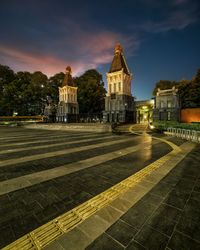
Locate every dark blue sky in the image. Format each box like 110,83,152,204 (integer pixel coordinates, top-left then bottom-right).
0,0,200,100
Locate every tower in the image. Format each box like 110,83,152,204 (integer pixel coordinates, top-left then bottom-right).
57,66,79,122
103,43,135,123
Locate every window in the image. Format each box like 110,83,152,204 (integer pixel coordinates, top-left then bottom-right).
109,84,112,93
160,101,164,108
167,101,172,108
111,93,116,99
167,112,171,121
118,82,121,91
114,83,116,92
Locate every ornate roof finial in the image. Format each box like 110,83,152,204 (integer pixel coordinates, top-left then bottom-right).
115,43,123,54
65,66,72,74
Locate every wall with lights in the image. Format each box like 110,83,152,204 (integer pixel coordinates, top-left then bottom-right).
181,108,200,123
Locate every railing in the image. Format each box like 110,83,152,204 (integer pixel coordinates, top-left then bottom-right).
0,116,44,122
166,127,200,143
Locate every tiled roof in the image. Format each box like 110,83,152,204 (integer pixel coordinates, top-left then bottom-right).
62,66,75,87
62,74,75,87
109,53,130,75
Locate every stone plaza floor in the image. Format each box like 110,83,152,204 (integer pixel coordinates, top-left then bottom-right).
0,126,199,249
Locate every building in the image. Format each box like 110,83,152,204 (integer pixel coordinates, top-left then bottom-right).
43,96,57,122
103,43,135,123
56,66,79,122
153,86,180,121
135,99,154,123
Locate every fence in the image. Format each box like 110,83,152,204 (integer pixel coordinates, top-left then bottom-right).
166,127,200,143
0,116,44,123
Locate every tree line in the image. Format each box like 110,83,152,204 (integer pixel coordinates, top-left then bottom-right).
153,68,200,108
0,65,106,116
1,64,199,116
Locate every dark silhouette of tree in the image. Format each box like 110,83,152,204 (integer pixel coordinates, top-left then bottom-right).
74,69,106,113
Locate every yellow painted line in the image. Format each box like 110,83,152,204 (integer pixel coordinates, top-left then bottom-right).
3,128,181,250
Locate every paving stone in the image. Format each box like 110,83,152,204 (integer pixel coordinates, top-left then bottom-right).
0,225,16,247
147,215,177,237
152,203,182,222
134,225,169,250
12,214,39,239
121,201,156,230
150,182,173,198
86,233,124,250
194,180,200,193
126,240,146,250
163,189,190,209
106,219,138,247
182,200,200,223
176,216,200,242
139,193,163,207
0,127,197,249
167,231,200,250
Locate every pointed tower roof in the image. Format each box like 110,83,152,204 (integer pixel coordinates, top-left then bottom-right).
109,43,130,75
62,66,76,87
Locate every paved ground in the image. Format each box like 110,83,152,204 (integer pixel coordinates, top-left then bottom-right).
0,126,199,249
87,144,200,250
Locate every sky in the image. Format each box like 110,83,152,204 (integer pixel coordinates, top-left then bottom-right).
0,0,200,100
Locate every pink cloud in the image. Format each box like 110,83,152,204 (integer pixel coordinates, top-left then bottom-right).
0,30,140,77
0,45,100,76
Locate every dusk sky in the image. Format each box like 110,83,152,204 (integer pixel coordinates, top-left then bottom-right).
0,0,200,100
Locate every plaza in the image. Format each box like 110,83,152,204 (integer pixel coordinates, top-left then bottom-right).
1,1,200,249
0,125,199,249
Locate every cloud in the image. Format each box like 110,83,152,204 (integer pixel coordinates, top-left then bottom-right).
0,45,88,76
141,1,198,33
0,27,140,77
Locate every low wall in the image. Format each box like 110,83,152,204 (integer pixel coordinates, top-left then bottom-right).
181,108,200,123
24,123,112,133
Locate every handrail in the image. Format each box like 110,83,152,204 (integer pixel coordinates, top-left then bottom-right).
166,127,200,143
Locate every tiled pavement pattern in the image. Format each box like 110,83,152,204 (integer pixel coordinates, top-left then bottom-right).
0,127,175,247
0,127,189,248
87,144,200,250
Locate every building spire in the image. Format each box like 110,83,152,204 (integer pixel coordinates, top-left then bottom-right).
114,43,123,55
109,43,130,75
62,66,75,87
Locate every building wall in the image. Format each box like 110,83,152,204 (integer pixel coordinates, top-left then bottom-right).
153,88,180,122
106,69,132,97
104,69,134,123
181,108,200,123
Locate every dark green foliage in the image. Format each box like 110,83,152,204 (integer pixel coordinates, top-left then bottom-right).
74,69,106,113
49,72,65,103
153,69,200,108
0,65,50,115
152,80,178,96
178,69,200,108
0,65,106,116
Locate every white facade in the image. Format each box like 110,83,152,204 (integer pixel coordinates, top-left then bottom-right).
106,69,132,97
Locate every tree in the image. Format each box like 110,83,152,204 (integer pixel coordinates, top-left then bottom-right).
152,80,178,96
2,71,33,115
48,72,65,103
0,65,16,115
152,69,200,108
25,71,48,115
74,69,106,113
178,69,200,108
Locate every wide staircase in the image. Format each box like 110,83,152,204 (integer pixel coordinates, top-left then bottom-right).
114,123,150,134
